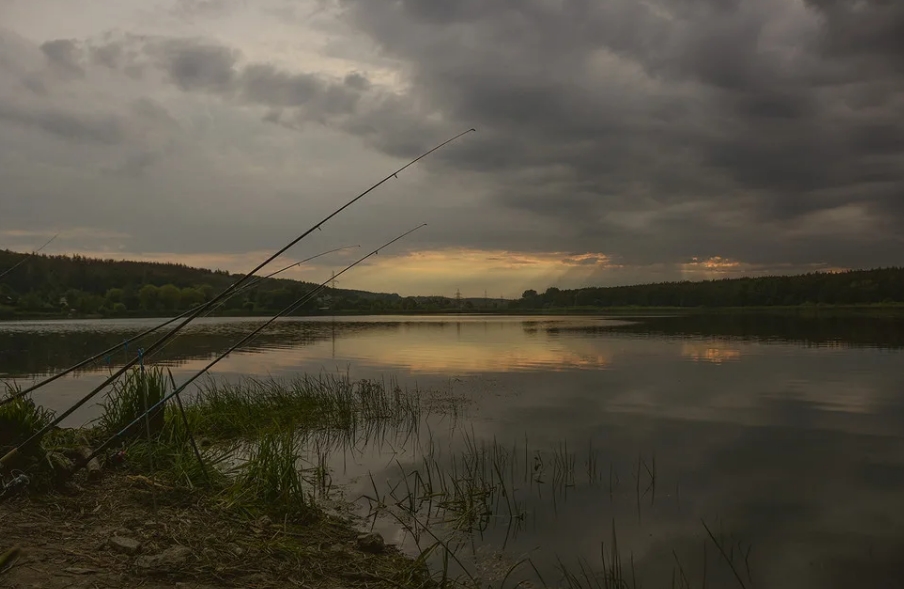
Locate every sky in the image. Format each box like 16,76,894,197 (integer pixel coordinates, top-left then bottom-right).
0,0,902,298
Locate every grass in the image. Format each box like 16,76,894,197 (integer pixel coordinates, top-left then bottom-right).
169,374,422,442
0,384,55,486
96,366,167,439
92,373,432,525
362,431,636,536
0,384,53,456
226,428,313,520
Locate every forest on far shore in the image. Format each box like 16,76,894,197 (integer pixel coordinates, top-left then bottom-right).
1,249,903,318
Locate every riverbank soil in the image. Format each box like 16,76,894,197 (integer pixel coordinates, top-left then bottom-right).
0,473,419,589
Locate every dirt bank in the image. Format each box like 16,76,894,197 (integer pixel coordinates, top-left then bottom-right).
0,472,423,589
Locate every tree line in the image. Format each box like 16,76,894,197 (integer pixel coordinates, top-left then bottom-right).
3,249,902,318
0,250,415,318
513,267,904,310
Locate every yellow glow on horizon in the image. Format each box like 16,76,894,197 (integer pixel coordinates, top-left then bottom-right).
681,342,741,364
7,244,853,299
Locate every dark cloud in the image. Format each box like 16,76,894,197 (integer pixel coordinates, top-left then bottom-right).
326,0,904,266
154,39,238,93
39,39,85,77
238,63,362,115
93,37,376,127
89,41,123,69
805,0,904,70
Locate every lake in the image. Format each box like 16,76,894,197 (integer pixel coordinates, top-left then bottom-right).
3,313,904,588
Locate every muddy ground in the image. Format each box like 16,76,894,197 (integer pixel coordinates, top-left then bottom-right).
0,473,422,589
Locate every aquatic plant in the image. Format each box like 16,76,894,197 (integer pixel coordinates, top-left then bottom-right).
227,428,313,521
169,373,422,442
0,384,53,458
96,367,167,439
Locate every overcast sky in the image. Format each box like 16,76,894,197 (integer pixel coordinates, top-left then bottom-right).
1,0,902,297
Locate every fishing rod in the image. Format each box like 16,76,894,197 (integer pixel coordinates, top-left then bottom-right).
233,245,361,299
69,224,426,476
0,233,59,281
0,129,473,468
0,245,358,407
137,245,362,365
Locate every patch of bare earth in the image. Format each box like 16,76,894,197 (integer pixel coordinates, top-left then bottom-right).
0,473,422,589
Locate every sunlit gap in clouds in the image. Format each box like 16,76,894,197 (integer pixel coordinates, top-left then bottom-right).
15,246,621,298
4,241,856,298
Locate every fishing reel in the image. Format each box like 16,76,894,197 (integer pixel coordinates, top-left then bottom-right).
0,470,30,502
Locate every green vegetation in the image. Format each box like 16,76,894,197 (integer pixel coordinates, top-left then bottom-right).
514,267,904,310
97,367,167,439
228,429,313,520
0,249,416,318
1,373,443,586
3,249,904,319
175,375,422,442
0,385,53,459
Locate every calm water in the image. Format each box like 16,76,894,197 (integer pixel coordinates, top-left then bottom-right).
3,313,904,588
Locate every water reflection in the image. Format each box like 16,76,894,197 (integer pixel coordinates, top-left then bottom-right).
681,341,742,363
0,316,619,378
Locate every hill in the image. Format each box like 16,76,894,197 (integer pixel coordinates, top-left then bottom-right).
0,249,414,318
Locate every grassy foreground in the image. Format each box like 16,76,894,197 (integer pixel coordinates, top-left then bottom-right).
0,371,437,589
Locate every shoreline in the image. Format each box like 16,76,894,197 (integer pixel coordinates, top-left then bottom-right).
0,374,441,589
3,302,904,322
1,469,420,589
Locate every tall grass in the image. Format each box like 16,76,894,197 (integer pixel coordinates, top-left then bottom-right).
104,374,427,524
97,367,166,438
362,431,622,536
0,384,54,455
172,374,422,442
225,429,314,521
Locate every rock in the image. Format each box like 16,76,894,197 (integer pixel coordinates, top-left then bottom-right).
136,545,193,570
75,446,103,482
46,452,73,481
356,532,385,554
108,536,141,555
64,567,99,575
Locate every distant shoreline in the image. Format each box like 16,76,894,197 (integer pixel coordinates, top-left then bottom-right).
3,303,904,322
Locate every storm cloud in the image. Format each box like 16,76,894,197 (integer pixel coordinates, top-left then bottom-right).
334,0,904,262
0,0,902,295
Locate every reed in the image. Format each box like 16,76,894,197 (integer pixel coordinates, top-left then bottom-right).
228,428,313,521
96,367,167,439
168,374,422,442
0,385,54,471
0,385,53,455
